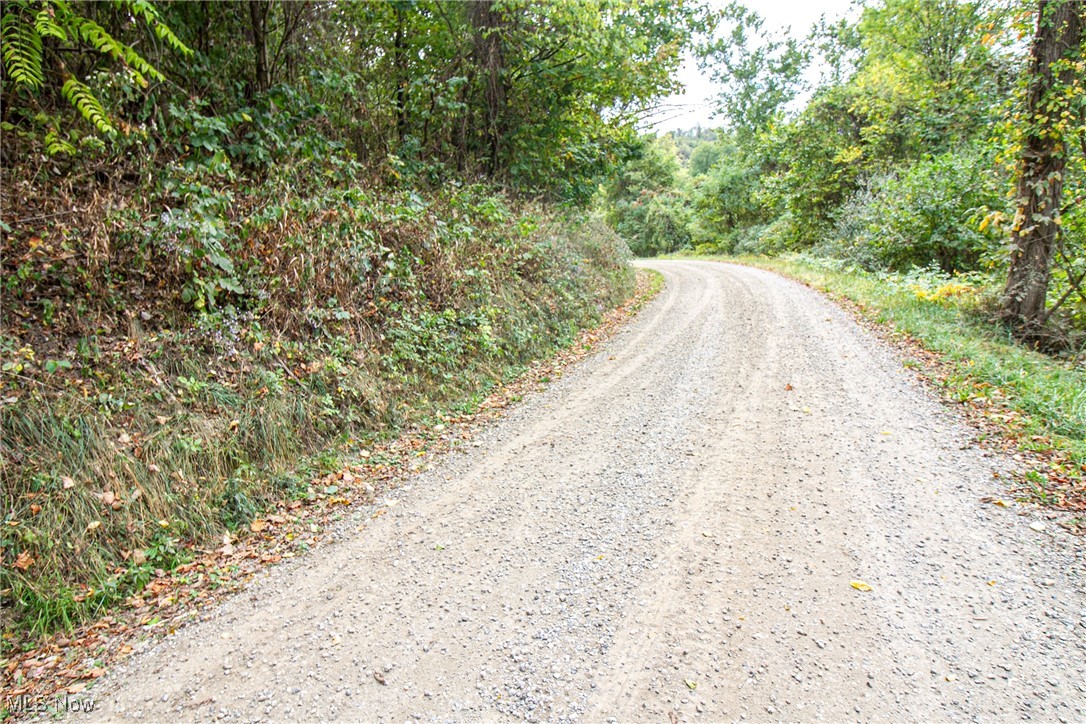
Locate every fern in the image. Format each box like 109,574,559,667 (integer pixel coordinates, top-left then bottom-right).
2,11,44,90
62,77,116,135
76,17,164,86
44,128,77,155
2,0,187,144
33,7,66,41
121,0,191,57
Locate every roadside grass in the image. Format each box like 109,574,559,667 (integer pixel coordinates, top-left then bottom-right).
2,191,634,642
1,268,664,712
684,252,1086,514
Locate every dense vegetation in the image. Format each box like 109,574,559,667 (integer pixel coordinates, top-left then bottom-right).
604,0,1086,348
0,0,706,636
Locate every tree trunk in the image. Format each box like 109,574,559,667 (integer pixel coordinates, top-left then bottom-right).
249,0,271,93
1001,0,1084,339
394,4,408,143
468,0,506,176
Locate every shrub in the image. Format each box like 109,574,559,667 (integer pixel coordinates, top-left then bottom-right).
823,146,1006,273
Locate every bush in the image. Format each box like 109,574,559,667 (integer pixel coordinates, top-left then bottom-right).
609,190,693,257
823,147,1006,273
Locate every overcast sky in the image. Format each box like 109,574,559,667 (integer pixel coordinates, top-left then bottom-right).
649,0,860,133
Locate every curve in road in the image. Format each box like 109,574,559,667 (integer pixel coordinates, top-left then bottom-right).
91,260,1085,722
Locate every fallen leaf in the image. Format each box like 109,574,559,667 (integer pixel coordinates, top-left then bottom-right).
117,432,132,445
14,551,34,570
784,383,793,391
850,580,873,592
373,671,386,685
250,519,267,532
102,491,115,506
86,521,101,532
62,476,75,489
685,679,698,690
156,415,168,425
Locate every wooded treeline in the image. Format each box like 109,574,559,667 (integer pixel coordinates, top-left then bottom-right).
605,0,1086,344
1,0,701,202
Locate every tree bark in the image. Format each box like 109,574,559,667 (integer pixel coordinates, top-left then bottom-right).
468,0,506,176
1001,0,1084,339
394,4,408,143
249,0,271,93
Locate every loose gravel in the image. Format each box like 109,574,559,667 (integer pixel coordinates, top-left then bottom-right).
88,260,1085,722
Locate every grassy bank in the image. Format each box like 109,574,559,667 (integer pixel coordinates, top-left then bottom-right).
702,253,1086,514
2,177,633,640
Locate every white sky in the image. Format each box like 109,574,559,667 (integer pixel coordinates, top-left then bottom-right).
649,0,861,132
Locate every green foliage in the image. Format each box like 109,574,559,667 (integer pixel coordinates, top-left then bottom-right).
2,0,678,639
61,77,115,135
688,134,767,251
824,147,1007,272
603,135,694,256
699,2,809,136
2,9,44,90
1,0,190,147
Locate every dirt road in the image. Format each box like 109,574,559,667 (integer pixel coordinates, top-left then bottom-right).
91,260,1085,722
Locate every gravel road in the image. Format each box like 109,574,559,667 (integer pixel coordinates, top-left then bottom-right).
90,260,1085,722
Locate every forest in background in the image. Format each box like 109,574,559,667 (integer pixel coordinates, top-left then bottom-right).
0,0,706,638
603,0,1086,348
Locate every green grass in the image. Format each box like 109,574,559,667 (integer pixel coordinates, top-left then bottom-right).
691,253,1086,469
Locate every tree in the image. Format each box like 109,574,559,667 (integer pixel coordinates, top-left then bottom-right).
1001,0,1085,339
0,0,190,145
699,2,808,137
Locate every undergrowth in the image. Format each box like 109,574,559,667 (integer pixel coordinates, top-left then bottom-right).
1,166,633,640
